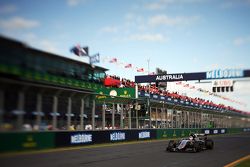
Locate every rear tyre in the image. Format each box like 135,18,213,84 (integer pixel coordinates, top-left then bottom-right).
206,139,214,150
166,140,175,152
193,142,201,153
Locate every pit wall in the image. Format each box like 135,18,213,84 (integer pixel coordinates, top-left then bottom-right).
1,128,249,153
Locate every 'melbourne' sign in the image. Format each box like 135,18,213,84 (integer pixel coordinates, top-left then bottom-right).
71,133,92,144
206,69,243,79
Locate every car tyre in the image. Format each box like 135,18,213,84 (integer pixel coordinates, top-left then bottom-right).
206,139,214,150
193,142,201,153
166,140,175,152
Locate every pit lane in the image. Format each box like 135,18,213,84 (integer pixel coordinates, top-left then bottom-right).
1,133,250,167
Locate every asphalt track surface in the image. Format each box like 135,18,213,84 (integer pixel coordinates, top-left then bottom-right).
1,133,250,167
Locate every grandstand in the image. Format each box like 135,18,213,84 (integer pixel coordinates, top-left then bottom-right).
0,36,249,132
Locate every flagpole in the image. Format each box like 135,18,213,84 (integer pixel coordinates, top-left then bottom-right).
146,58,151,129
147,58,150,75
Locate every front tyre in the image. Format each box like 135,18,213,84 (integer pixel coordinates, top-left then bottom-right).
166,140,175,152
193,142,201,153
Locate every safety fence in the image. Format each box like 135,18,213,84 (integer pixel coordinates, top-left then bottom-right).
0,128,249,153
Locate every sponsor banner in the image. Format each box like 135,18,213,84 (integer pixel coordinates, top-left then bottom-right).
71,133,93,144
55,130,156,147
0,65,104,92
96,87,135,99
135,72,206,83
152,94,159,100
220,129,226,134
55,131,93,147
201,128,227,135
243,128,250,132
206,69,243,79
213,129,219,134
204,129,210,135
138,91,225,112
138,131,151,139
244,70,250,77
110,131,126,141
212,80,233,87
135,69,250,83
0,132,55,152
156,129,201,139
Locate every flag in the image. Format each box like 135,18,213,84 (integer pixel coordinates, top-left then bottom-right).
109,58,117,63
82,46,88,55
89,53,100,64
70,45,88,56
124,64,132,68
176,81,182,85
190,85,195,89
137,68,144,72
149,72,156,75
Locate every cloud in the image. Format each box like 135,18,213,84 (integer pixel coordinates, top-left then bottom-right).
192,57,198,64
67,0,87,7
0,4,17,14
148,14,200,27
204,63,248,71
144,1,167,10
144,0,204,10
128,33,167,42
233,36,250,46
39,40,59,53
220,1,234,9
20,33,59,53
124,13,145,30
205,64,220,70
0,17,40,30
100,26,118,33
220,0,250,9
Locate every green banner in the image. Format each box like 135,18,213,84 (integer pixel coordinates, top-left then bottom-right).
156,129,201,139
0,64,104,92
227,128,243,134
96,87,135,99
0,132,55,152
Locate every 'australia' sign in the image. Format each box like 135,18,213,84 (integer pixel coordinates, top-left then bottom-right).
135,69,250,83
156,74,183,81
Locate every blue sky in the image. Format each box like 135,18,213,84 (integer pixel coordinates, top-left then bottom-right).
0,0,250,112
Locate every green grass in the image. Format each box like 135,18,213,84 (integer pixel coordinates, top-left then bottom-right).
235,158,250,167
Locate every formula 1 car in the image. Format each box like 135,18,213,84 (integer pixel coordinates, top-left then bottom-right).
166,133,214,153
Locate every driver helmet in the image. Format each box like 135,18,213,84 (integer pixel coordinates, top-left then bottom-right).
189,133,196,139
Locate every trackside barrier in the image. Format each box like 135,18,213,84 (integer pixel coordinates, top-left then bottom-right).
55,129,157,147
156,129,201,139
243,128,250,132
227,128,245,134
201,128,227,135
0,132,55,152
0,128,249,153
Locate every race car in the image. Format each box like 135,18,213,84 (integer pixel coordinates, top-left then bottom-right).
166,133,214,153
